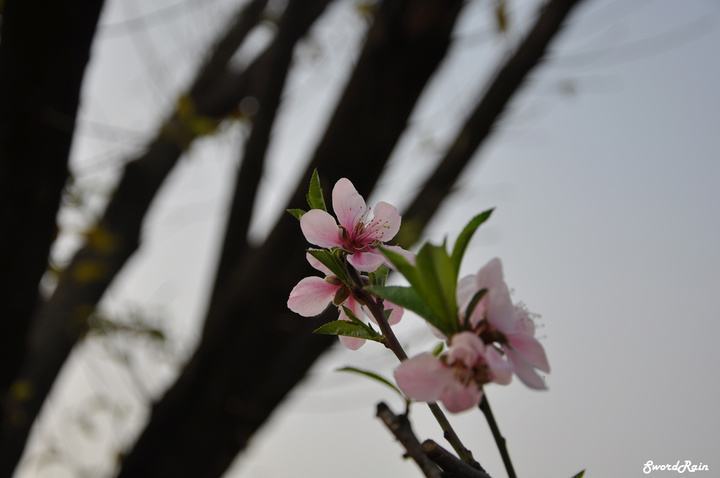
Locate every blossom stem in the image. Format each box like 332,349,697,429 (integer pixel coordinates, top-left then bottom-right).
345,262,407,361
427,402,482,469
345,261,480,468
479,394,517,478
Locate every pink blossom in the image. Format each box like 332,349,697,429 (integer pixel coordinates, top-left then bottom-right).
461,258,551,389
287,253,358,317
395,332,511,413
300,178,412,272
287,253,403,350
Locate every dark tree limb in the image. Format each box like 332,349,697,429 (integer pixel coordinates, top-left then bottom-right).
208,0,332,309
398,0,585,247
0,0,106,473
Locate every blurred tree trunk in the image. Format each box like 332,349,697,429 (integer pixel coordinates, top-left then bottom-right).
0,0,105,473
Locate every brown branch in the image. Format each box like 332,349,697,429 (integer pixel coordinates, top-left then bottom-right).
377,402,443,478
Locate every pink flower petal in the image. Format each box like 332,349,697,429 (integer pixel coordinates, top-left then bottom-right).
395,353,454,402
332,178,366,232
485,347,513,385
366,201,400,242
475,257,506,291
438,383,483,413
287,276,339,316
513,308,536,336
506,332,550,373
345,295,364,318
485,286,515,331
300,209,341,248
385,301,404,326
348,250,386,272
447,332,484,367
338,335,366,350
506,348,548,390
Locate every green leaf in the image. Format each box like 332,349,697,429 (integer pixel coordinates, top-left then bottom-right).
450,209,494,275
375,244,459,336
307,249,349,283
431,341,445,357
570,470,586,478
377,245,422,287
287,208,306,220
414,243,459,333
306,169,327,211
313,320,384,343
368,264,390,287
366,285,448,335
337,366,405,399
341,306,378,336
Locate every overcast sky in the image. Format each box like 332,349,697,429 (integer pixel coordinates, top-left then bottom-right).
16,1,720,477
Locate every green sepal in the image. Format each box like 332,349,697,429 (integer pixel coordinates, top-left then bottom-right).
307,249,349,283
287,208,306,220
570,471,586,478
431,341,445,357
450,209,494,275
337,366,405,400
306,169,327,211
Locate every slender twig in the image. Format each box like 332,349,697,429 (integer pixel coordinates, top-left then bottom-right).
479,394,516,478
377,403,443,478
427,402,481,469
346,262,407,361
